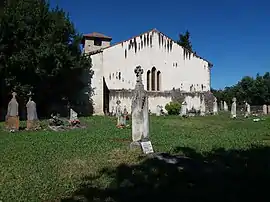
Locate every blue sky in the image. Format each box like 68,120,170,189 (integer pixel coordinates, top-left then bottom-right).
50,0,270,89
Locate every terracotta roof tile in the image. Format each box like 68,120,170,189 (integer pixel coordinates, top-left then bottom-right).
83,32,112,40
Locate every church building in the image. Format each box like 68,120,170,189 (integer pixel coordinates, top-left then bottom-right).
81,29,213,115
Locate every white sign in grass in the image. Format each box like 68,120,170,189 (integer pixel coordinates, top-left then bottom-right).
141,141,154,154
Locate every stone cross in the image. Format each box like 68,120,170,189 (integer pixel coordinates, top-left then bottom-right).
131,66,149,143
6,91,19,131
116,100,122,125
180,101,187,117
134,65,143,83
263,104,267,115
231,97,237,118
213,97,218,115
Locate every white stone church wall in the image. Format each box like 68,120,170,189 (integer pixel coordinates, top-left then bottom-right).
109,90,202,114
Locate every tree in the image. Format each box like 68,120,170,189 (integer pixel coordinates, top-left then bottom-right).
177,30,193,52
211,72,270,106
0,0,92,117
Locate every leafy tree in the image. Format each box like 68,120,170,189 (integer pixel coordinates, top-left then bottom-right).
0,0,92,117
177,30,193,52
211,72,270,106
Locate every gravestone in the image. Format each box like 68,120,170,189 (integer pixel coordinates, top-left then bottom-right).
200,96,206,116
116,100,122,126
263,104,267,115
131,66,150,150
231,97,237,118
69,108,78,121
26,93,39,130
111,106,115,116
180,101,187,117
123,106,128,125
6,92,19,132
268,105,270,115
213,97,218,115
220,101,224,111
156,105,161,116
244,101,250,118
224,101,228,111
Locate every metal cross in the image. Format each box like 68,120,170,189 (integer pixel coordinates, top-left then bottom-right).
134,66,143,82
12,92,17,99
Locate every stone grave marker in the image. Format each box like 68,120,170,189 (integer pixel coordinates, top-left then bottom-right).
131,66,151,150
5,92,19,132
213,97,218,115
156,105,161,116
224,101,228,111
231,97,237,118
268,105,270,115
244,101,250,118
263,104,267,115
200,96,206,116
141,141,154,154
26,92,40,130
180,101,187,117
220,101,224,111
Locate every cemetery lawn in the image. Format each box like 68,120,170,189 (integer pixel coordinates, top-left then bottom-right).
1,114,270,201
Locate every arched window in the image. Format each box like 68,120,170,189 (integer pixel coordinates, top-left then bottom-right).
151,67,156,91
147,70,150,91
157,71,161,91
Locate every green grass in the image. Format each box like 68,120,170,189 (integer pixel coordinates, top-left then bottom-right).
1,114,270,201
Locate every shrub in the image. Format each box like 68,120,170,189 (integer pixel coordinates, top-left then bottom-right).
165,102,181,115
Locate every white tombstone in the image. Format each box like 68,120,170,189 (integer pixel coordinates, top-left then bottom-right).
224,101,228,111
244,102,250,118
156,105,161,116
231,97,237,118
200,96,206,116
213,97,218,115
69,108,78,121
131,66,149,142
180,101,187,117
263,104,267,115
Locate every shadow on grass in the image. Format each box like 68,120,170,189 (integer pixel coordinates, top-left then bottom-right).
62,146,270,202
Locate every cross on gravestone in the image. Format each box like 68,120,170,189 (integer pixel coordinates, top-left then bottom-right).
12,92,17,99
6,91,19,132
134,66,143,82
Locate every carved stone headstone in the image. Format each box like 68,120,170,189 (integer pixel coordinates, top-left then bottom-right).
26,94,39,130
200,96,206,116
268,105,270,115
263,104,267,115
156,105,161,116
6,92,19,132
70,108,78,121
220,101,224,111
131,66,149,144
224,101,228,111
213,97,218,115
244,101,250,118
116,100,123,127
180,101,187,117
231,97,237,118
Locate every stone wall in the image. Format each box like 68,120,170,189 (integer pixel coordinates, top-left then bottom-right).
109,89,215,114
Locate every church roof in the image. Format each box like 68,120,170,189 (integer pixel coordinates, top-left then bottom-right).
83,32,112,40
85,28,213,67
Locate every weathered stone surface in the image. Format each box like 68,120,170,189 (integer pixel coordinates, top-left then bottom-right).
131,66,149,142
6,92,19,131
